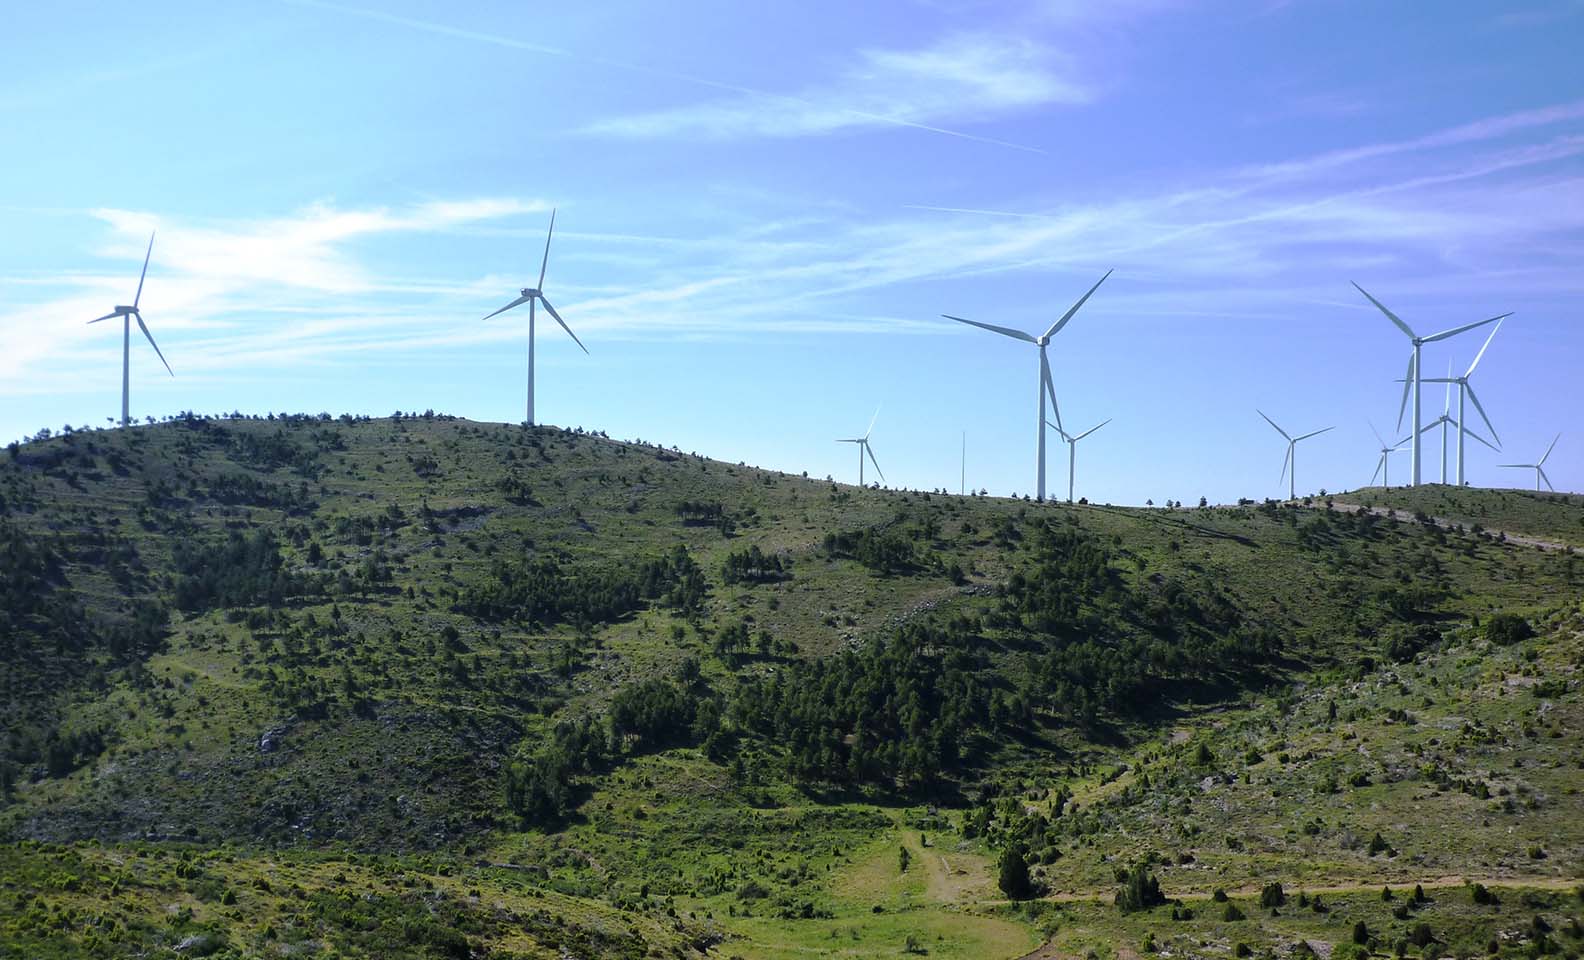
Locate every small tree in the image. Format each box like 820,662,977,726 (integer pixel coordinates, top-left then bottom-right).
898,846,911,873
998,845,1034,901
1259,882,1286,908
1116,864,1166,913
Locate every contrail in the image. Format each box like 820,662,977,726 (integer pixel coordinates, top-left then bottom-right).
280,0,1048,154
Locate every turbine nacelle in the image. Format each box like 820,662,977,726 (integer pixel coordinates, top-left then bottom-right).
520,288,540,299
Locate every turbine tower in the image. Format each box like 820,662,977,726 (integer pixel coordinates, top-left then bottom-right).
1413,405,1496,483
1049,417,1110,503
1499,434,1561,492
1419,318,1503,486
837,408,884,487
480,209,587,426
944,270,1111,501
1352,282,1508,487
1368,421,1409,488
88,231,173,427
1257,410,1332,501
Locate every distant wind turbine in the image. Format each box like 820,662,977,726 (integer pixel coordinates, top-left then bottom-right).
1258,410,1332,500
1418,318,1504,486
88,231,172,428
1367,421,1409,488
837,407,884,487
480,209,587,426
1499,434,1561,492
944,270,1112,501
1049,417,1110,504
1408,366,1496,483
1352,282,1508,487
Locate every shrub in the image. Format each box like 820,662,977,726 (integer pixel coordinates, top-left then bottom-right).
1353,920,1371,945
1213,888,1229,902
1472,882,1498,905
998,845,1034,901
1116,864,1166,913
1484,613,1534,646
1260,882,1286,908
1223,903,1246,922
1408,922,1435,947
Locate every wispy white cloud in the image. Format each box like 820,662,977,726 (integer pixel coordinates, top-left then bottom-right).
581,33,1080,151
284,0,1058,153
6,102,1582,401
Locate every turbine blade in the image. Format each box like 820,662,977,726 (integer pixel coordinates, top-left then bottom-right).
1465,317,1502,378
1295,426,1334,442
538,297,588,354
1463,383,1500,447
1540,467,1554,492
1443,361,1452,414
481,294,531,321
1422,312,1508,344
1074,418,1111,442
1464,427,1499,452
1256,409,1291,441
1370,454,1383,486
133,231,154,308
1368,419,1386,448
538,208,556,291
864,405,881,441
88,311,121,324
942,314,1036,343
1279,445,1291,485
865,442,884,482
1352,281,1416,339
1041,358,1062,435
1043,268,1112,339
134,313,173,376
1396,351,1415,431
1540,433,1560,466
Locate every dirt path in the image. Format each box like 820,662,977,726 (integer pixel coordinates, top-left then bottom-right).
1320,501,1571,551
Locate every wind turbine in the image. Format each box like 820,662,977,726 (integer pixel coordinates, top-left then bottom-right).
1049,417,1111,503
1352,282,1508,487
1258,410,1332,500
944,270,1112,501
1418,318,1503,486
1414,405,1497,483
1368,421,1409,488
88,231,173,427
480,209,587,426
837,407,884,487
1499,434,1560,492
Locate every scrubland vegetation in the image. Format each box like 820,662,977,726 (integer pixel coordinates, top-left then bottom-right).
2,413,1580,958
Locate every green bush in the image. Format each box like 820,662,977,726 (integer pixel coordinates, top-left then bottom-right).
1223,903,1246,922
1484,612,1533,646
1116,864,1166,913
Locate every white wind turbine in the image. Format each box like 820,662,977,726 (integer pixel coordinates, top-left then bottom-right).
1410,367,1496,484
944,270,1112,501
1049,418,1111,504
1499,434,1561,492
1418,318,1503,486
480,209,587,426
837,407,884,487
1367,421,1409,488
1258,410,1332,500
88,231,173,427
1352,282,1508,487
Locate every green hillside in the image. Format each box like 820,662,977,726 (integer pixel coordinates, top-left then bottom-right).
1,415,1579,959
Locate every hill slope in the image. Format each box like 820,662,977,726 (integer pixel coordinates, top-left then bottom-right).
1,415,1579,959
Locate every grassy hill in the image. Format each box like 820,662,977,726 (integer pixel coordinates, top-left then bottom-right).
1,414,1579,959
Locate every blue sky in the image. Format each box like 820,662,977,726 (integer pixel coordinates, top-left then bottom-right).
2,0,1581,504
